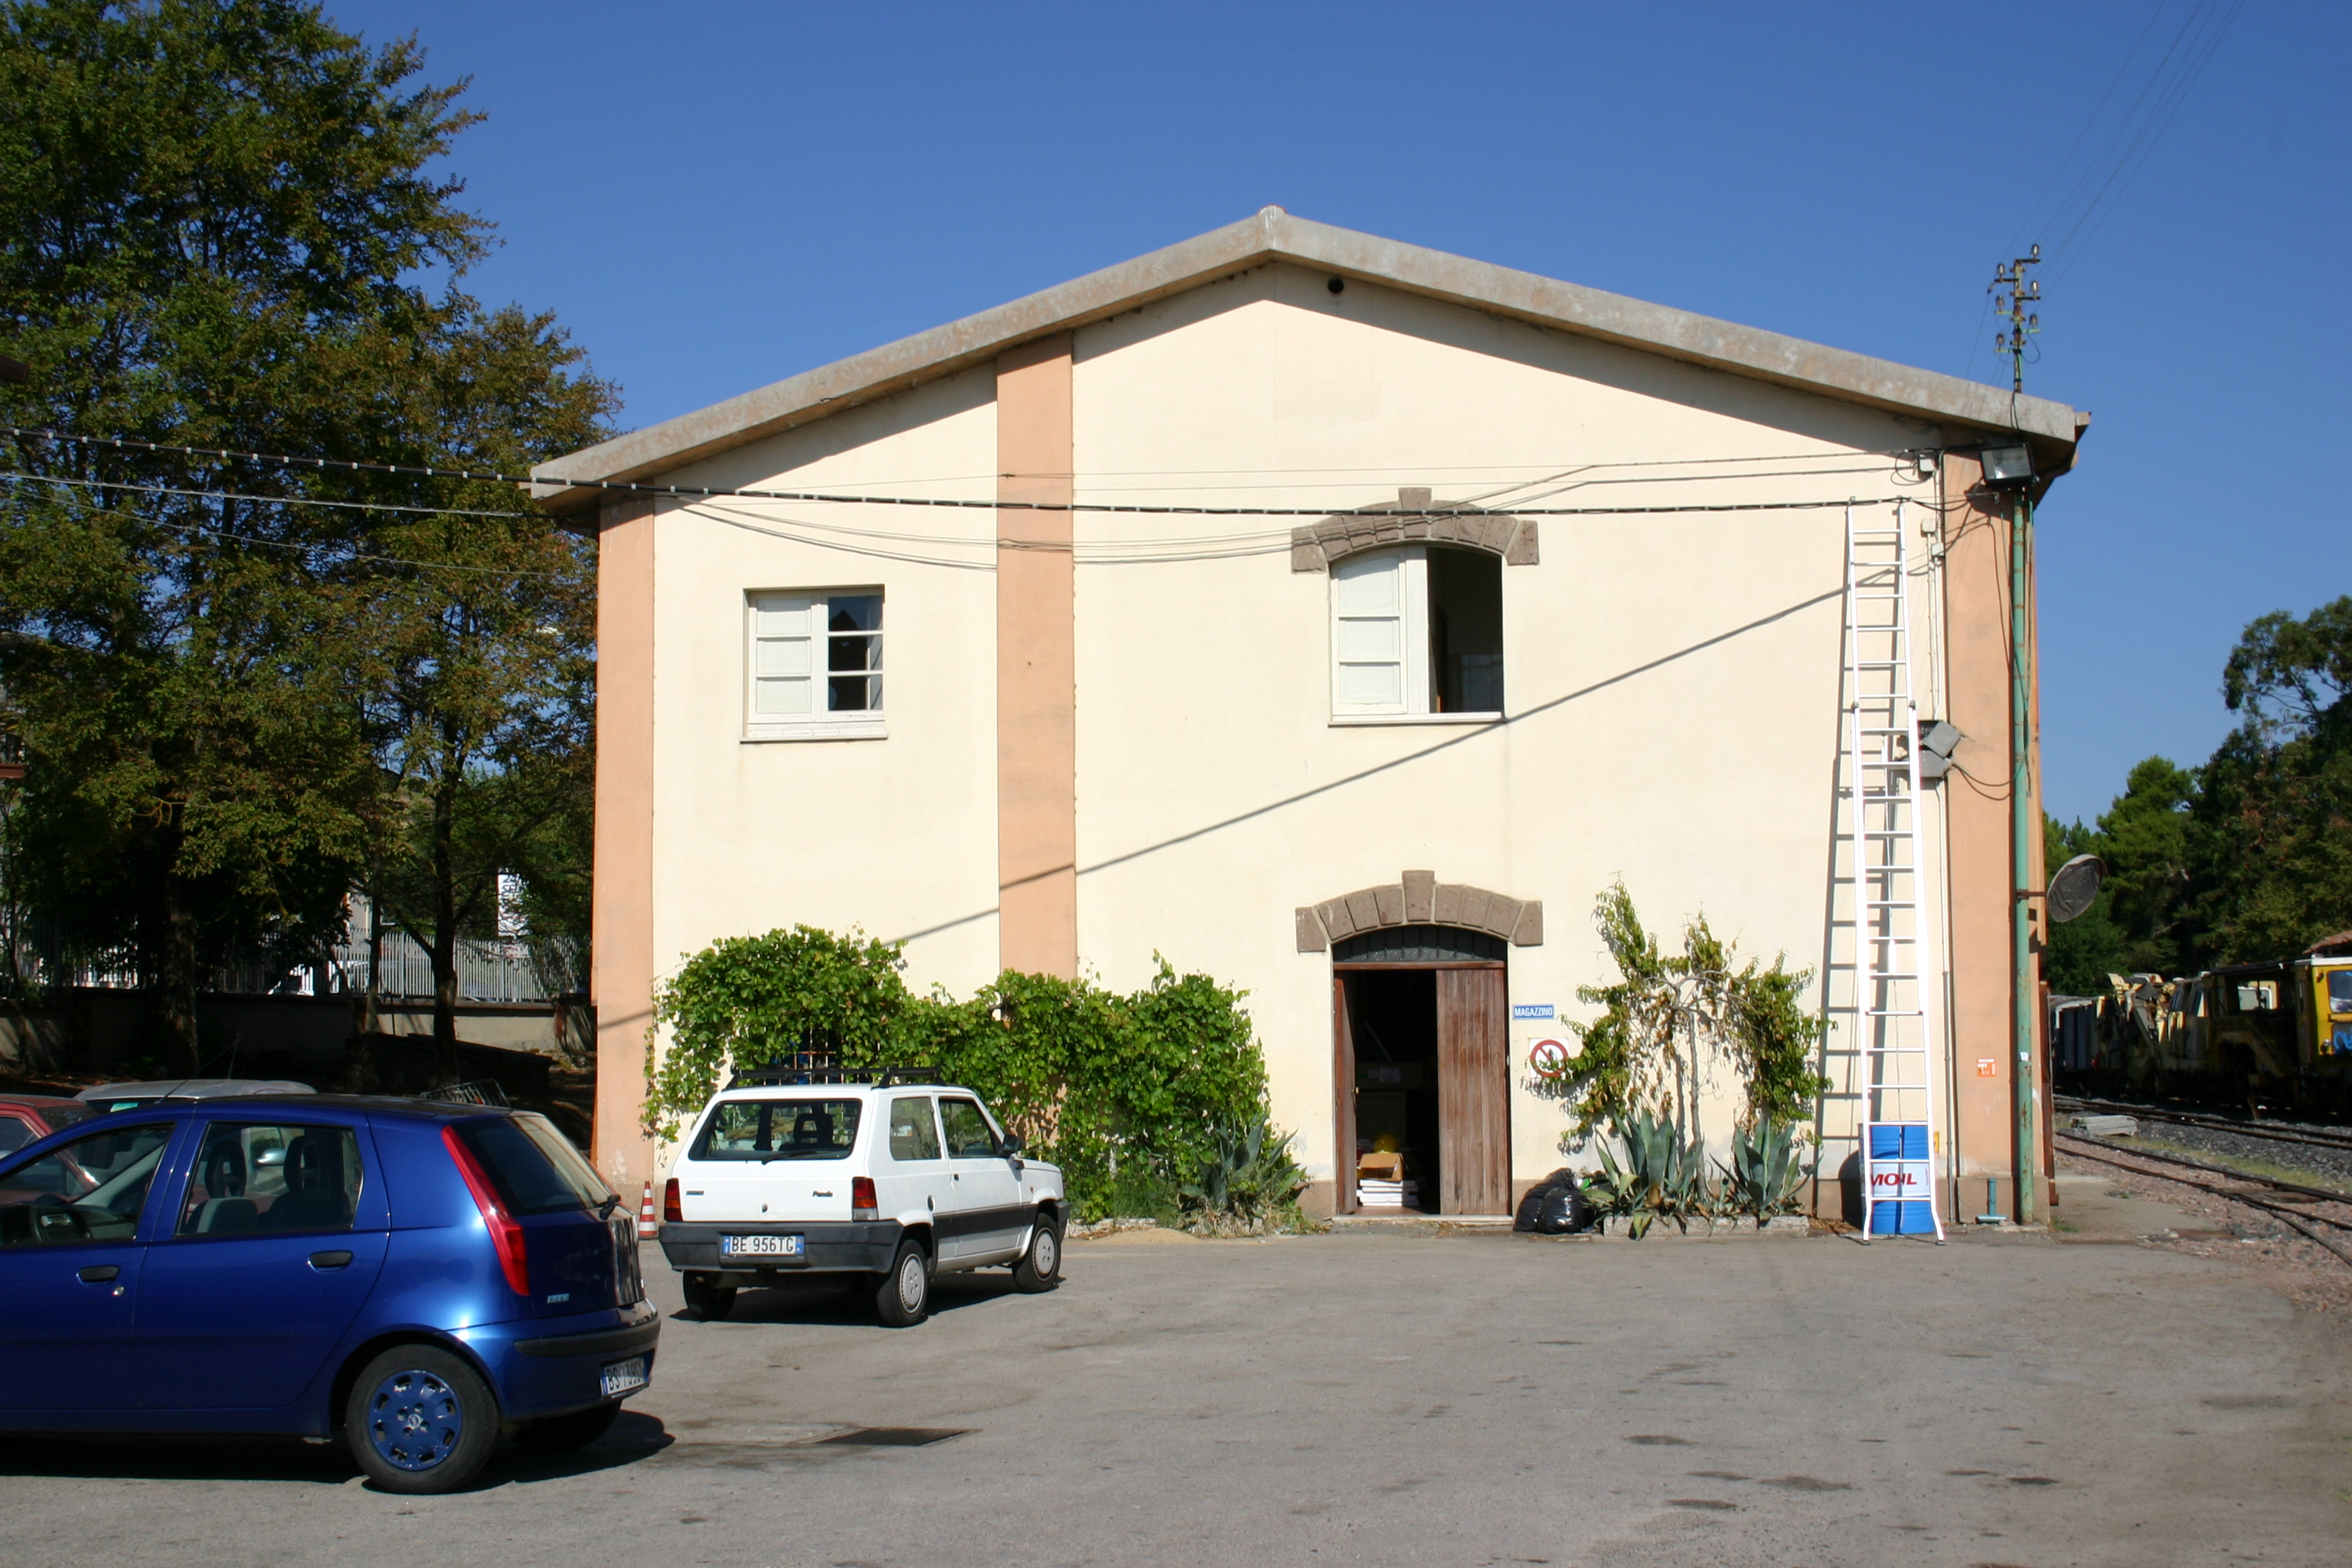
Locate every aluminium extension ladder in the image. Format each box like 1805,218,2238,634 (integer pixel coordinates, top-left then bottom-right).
1841,501,1945,1240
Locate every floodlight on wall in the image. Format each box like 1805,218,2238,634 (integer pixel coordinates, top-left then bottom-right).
1916,719,1962,782
2045,854,2106,925
1980,442,2036,488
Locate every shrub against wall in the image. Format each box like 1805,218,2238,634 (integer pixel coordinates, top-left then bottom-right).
643,926,908,1131
1538,882,1828,1139
643,926,1276,1218
1531,884,1828,1236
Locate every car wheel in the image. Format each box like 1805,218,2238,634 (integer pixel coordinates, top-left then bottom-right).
682,1273,737,1321
1012,1213,1062,1293
873,1237,930,1328
345,1345,499,1494
513,1400,622,1453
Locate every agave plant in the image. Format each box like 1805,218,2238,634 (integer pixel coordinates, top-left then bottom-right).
1585,1110,1713,1239
1718,1115,1811,1223
1178,1112,1309,1235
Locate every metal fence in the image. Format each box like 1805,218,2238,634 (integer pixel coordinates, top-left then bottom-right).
1,906,582,1004
328,928,577,1003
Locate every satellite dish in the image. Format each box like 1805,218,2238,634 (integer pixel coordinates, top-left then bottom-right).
2046,854,2106,925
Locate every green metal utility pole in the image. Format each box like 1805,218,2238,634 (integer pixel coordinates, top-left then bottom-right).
1989,247,2045,1226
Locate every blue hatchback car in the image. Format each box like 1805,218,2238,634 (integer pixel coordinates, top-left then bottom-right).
0,1095,656,1494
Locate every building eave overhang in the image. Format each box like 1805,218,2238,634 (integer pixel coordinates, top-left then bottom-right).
531,207,2086,513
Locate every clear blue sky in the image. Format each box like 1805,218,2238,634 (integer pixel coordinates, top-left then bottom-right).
330,1,2347,826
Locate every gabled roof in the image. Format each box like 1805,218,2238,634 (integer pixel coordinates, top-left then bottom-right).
531,207,2086,512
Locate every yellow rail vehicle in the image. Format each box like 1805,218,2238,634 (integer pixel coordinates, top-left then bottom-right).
2074,957,2352,1114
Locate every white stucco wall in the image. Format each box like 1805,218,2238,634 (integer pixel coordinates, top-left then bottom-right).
637,264,1956,1198
642,367,1002,1004
1058,265,1940,1191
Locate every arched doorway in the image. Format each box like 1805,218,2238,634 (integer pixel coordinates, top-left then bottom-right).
1332,924,1511,1217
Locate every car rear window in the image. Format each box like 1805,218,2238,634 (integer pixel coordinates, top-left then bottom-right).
691,1099,863,1161
41,1103,93,1132
456,1114,611,1216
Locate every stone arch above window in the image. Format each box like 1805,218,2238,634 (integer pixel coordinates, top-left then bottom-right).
1290,488,1539,573
1295,869,1543,952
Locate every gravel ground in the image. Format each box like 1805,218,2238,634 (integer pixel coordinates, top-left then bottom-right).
2102,1113,2352,1191
2056,1137,2352,1314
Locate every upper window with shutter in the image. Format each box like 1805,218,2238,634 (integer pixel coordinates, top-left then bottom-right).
746,589,886,740
1329,547,1503,722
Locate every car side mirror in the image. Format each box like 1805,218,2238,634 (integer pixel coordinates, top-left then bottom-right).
998,1134,1024,1158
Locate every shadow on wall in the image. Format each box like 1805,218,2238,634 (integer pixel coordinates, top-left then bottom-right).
891,583,1845,949
1836,1149,1864,1227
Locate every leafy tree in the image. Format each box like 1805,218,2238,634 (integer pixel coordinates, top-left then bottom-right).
2041,812,2125,995
2058,599,2352,976
352,299,611,1082
2095,757,2196,972
0,0,485,1065
2222,598,2352,727
2190,597,2352,962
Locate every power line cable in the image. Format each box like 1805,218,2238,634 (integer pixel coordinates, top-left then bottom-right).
2,469,537,519
1968,0,2243,360
1969,0,2170,377
2049,0,2246,288
2001,1,2174,258
883,450,1896,482
0,426,1945,520
2037,0,2217,260
1,475,577,579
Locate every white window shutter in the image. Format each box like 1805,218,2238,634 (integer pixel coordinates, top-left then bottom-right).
750,593,815,717
1332,548,1428,714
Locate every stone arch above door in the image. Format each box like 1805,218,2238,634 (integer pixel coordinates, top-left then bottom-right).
1295,870,1543,952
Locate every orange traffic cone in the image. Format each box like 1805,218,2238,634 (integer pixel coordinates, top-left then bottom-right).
637,1180,658,1239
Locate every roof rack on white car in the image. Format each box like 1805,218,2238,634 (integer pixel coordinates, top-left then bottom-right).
723,1063,938,1089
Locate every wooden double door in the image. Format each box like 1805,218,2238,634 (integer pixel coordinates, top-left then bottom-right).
1334,962,1510,1216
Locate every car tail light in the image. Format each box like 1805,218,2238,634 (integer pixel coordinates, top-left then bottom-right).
442,1125,530,1297
851,1176,878,1220
662,1178,682,1223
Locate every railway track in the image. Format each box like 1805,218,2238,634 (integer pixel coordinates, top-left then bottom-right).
2053,1093,2352,1155
2056,1132,2352,1270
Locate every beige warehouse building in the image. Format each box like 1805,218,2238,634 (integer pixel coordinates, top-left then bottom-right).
534,210,2082,1226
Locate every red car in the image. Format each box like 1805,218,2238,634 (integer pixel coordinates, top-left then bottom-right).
0,1093,95,1157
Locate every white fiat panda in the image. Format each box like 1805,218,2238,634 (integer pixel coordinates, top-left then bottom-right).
655,1069,1066,1327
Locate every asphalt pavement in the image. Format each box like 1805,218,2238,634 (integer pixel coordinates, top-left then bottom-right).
3,1208,2347,1567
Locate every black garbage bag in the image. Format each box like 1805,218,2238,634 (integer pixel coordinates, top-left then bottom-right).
1536,1183,1593,1234
1514,1170,1596,1234
1512,1184,1549,1231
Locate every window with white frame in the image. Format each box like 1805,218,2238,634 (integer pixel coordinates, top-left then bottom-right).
1330,547,1503,720
746,590,885,740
